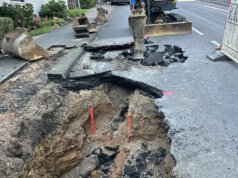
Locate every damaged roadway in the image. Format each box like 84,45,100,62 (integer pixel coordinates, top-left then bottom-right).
1,1,238,178
70,3,238,178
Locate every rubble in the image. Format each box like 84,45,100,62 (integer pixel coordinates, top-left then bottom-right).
64,71,163,98
87,39,188,67
84,38,133,52
142,45,188,66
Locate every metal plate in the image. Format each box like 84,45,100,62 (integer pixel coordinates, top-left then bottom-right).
222,0,238,63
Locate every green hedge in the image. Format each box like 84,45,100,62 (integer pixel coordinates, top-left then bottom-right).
80,0,97,9
0,17,14,49
69,9,88,18
0,3,35,29
39,0,68,19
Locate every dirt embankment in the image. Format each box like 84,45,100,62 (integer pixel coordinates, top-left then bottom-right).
0,77,175,178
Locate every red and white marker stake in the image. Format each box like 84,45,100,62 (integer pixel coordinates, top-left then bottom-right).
128,113,132,143
90,107,95,136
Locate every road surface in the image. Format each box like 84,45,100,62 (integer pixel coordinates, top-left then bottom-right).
97,1,238,178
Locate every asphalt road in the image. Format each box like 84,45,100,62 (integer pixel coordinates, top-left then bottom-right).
98,5,132,39
99,1,229,43
96,1,238,178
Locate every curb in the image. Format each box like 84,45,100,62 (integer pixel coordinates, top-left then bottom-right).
47,30,100,81
0,57,28,84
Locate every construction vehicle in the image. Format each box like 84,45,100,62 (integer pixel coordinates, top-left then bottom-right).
129,0,192,60
111,0,130,5
134,0,192,36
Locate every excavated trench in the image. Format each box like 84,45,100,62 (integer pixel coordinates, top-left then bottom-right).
6,77,176,178
1,37,183,178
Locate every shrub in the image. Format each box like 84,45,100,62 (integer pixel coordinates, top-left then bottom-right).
41,18,54,28
0,17,14,49
69,8,80,18
34,15,41,28
52,17,67,26
80,0,97,9
0,3,35,29
39,0,68,19
69,8,88,18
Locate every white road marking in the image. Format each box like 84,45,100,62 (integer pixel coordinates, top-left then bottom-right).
203,5,229,12
211,40,221,46
192,27,205,36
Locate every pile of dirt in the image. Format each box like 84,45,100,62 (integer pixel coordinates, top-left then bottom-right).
0,81,175,178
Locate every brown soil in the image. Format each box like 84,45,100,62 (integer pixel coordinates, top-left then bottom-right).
0,50,174,178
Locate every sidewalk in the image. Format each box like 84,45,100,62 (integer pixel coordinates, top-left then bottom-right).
35,4,115,49
0,4,115,84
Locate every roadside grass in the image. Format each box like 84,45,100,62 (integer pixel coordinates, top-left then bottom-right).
69,8,88,18
29,25,58,36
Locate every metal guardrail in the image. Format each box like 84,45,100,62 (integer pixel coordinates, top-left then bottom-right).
221,0,238,63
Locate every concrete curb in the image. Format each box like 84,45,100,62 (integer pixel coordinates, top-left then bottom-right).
47,5,115,81
47,31,100,81
0,58,28,84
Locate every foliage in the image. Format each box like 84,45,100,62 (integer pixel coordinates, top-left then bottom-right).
39,0,68,19
80,0,97,9
0,17,14,49
28,25,58,36
0,17,14,34
41,17,54,28
29,16,67,36
52,17,67,26
0,3,35,28
34,15,41,28
69,8,88,18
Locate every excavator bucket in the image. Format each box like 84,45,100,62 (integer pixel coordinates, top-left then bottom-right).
2,28,49,61
146,21,192,37
142,0,192,37
72,15,96,33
